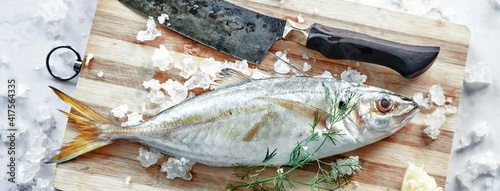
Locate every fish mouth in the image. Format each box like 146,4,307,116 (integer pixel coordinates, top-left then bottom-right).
392,99,420,131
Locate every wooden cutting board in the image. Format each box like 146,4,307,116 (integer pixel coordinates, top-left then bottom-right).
52,0,470,190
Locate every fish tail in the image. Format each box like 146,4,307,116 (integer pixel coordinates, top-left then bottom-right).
45,86,116,164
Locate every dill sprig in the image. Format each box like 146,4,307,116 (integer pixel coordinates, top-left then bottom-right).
228,84,362,191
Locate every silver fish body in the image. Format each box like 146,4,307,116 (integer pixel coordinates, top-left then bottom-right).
102,76,419,167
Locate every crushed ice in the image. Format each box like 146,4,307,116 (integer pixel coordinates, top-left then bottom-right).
152,44,174,71
331,156,361,179
413,84,458,139
423,108,446,139
36,106,55,131
157,13,169,24
472,121,489,144
464,62,492,91
297,14,305,23
122,112,144,126
161,157,195,180
317,70,334,78
456,152,499,190
428,84,445,106
273,51,291,74
125,176,132,184
137,147,164,168
162,79,188,103
303,62,311,72
136,16,162,42
340,67,367,84
111,104,129,119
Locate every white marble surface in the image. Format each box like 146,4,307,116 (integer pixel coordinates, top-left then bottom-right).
0,0,499,190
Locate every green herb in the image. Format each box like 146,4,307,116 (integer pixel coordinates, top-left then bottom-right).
228,84,362,191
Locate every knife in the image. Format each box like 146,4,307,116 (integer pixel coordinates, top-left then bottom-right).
119,0,440,78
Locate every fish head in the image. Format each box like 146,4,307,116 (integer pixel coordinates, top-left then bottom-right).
348,88,419,144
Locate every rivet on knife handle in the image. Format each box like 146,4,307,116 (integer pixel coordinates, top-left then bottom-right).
284,20,440,78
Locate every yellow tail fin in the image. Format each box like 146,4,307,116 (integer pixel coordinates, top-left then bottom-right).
45,86,115,164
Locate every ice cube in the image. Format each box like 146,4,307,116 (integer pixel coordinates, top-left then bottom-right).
147,90,166,104
175,56,198,79
41,0,68,22
274,51,291,74
331,156,361,179
157,13,169,24
35,178,50,190
17,161,40,184
472,121,489,144
317,70,334,78
25,128,49,163
302,53,309,60
161,157,195,180
457,137,471,150
446,97,453,103
353,181,360,188
198,57,223,78
303,62,311,72
111,104,129,119
297,14,305,23
428,84,445,106
136,16,162,42
444,105,457,114
137,147,164,168
340,67,367,84
162,79,188,104
464,62,492,91
36,114,54,133
18,84,31,99
424,108,446,139
97,71,104,78
125,176,132,184
84,53,94,66
152,45,174,71
184,71,213,90
229,60,252,76
143,79,161,91
122,112,144,126
413,92,424,105
456,152,499,190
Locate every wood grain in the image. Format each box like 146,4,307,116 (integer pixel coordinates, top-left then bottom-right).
52,0,470,190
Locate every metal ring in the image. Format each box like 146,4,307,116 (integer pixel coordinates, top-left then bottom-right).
46,45,82,81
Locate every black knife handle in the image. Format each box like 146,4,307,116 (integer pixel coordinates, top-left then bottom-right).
306,23,440,78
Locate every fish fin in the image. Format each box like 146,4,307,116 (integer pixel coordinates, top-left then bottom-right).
214,68,253,87
44,86,116,164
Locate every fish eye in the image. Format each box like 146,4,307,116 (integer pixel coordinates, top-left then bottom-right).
376,97,393,113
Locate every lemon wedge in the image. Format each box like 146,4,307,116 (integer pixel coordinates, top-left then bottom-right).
401,162,443,191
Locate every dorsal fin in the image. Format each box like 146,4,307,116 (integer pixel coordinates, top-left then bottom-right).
214,68,253,88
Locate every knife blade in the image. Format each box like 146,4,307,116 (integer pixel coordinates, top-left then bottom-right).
119,0,440,78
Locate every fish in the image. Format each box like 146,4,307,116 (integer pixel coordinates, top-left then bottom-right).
45,68,419,166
